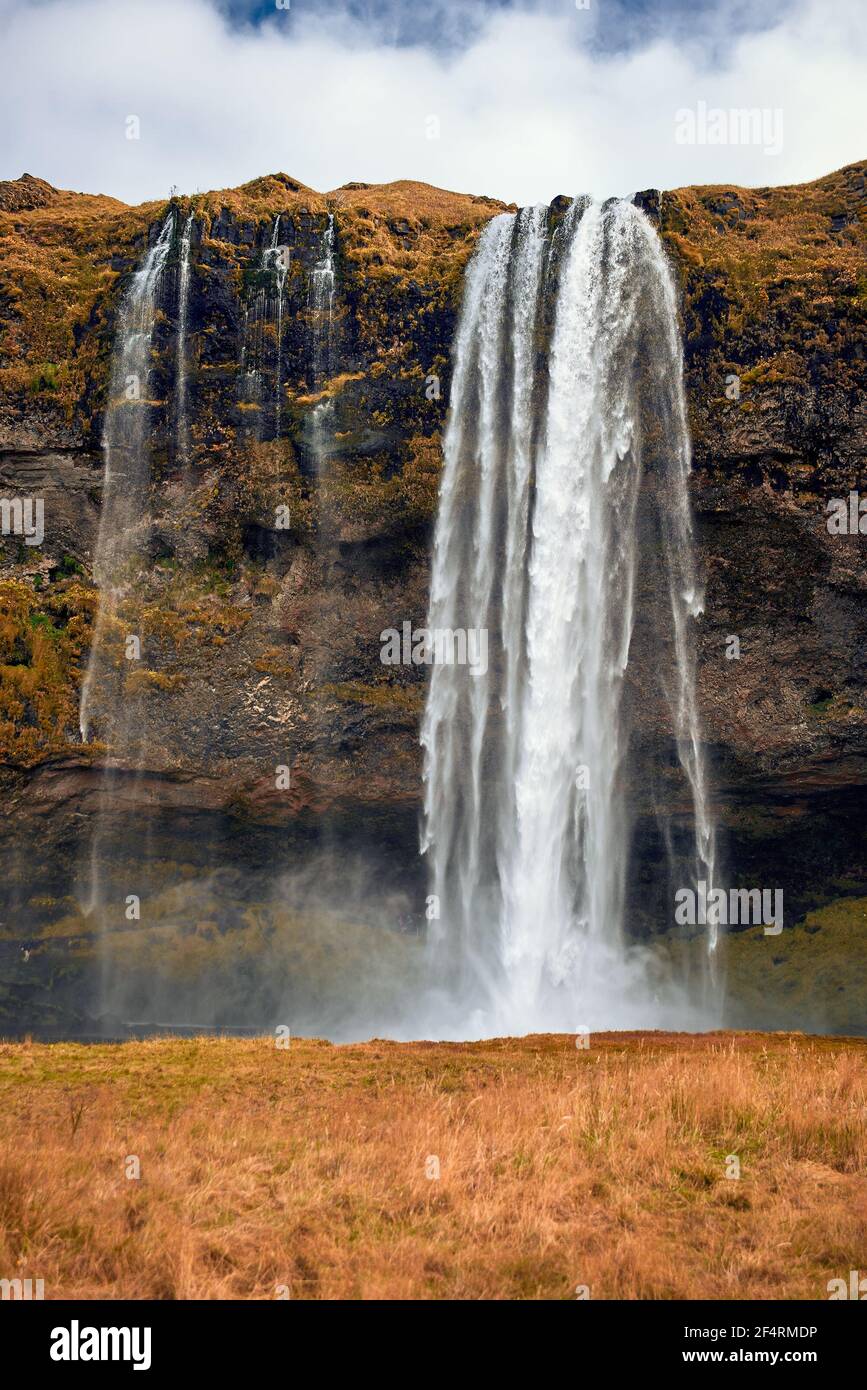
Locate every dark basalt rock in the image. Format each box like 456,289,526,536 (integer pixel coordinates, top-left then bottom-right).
0,173,59,212
633,187,660,223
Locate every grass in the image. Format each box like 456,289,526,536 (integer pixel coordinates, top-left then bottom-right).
0,1031,864,1300
662,159,867,461
0,169,501,432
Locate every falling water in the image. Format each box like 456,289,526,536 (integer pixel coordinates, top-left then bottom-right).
311,212,336,350
421,197,718,1036
266,215,289,436
238,296,261,416
77,211,174,1000
175,212,194,463
309,213,336,472
239,216,288,435
79,212,174,745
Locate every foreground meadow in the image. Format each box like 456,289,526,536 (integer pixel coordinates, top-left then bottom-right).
0,1032,864,1300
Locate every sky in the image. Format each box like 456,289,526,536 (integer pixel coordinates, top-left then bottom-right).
1,0,865,206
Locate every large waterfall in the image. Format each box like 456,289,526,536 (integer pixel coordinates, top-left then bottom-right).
421,196,718,1037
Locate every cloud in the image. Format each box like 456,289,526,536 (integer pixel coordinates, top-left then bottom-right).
0,0,865,204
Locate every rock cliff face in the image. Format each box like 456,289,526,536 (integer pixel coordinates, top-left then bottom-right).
0,164,865,1033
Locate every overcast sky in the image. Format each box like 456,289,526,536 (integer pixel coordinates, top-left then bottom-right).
2,0,865,205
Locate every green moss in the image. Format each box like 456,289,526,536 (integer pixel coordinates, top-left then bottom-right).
54,553,85,578
724,898,866,1033
808,695,834,715
28,611,63,640
28,361,61,394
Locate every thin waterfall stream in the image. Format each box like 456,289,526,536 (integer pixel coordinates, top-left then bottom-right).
266,214,289,436
175,212,194,464
77,212,174,1000
309,212,336,475
238,215,288,436
79,212,174,747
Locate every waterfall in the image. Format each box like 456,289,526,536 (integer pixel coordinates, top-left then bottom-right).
311,212,336,356
238,296,264,420
266,215,289,436
175,212,194,463
421,197,719,1036
77,210,174,1001
239,216,288,436
79,212,174,744
309,213,336,472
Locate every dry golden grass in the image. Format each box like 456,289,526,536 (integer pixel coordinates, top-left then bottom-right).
0,1032,864,1300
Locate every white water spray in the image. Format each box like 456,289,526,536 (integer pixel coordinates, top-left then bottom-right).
309,213,336,472
267,215,289,436
239,216,288,436
311,212,336,347
175,212,194,463
421,197,719,1036
79,212,174,744
77,211,174,971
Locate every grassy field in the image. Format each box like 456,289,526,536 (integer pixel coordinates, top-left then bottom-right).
0,1032,864,1300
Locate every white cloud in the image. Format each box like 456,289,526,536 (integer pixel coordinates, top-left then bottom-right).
0,0,865,204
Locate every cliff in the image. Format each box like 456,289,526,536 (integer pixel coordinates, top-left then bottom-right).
0,163,865,1032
